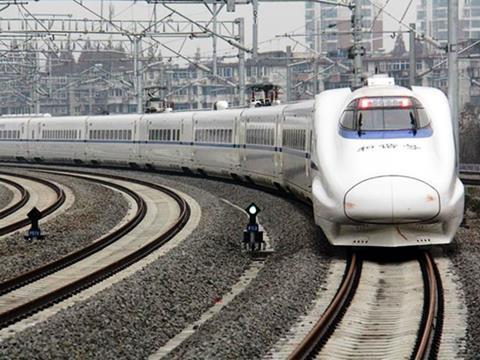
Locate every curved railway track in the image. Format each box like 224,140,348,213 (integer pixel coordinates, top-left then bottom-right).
0,171,66,237
289,251,443,360
0,171,147,296
0,167,190,330
0,176,30,220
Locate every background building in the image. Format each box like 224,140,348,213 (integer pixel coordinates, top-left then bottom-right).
305,0,384,56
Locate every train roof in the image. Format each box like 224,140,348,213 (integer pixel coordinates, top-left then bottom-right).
351,84,413,99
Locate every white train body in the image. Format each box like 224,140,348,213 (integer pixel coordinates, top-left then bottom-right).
0,80,464,247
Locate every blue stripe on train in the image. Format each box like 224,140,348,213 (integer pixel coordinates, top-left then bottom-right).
339,127,433,139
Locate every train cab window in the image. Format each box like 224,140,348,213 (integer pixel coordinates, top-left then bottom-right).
340,97,432,139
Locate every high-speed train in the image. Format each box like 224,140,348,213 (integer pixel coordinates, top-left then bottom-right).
0,76,464,247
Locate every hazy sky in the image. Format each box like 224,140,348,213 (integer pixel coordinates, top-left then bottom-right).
0,1,418,59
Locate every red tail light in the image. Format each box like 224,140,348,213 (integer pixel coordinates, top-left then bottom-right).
357,97,413,110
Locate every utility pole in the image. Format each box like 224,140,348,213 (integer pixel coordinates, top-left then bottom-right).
212,2,218,80
448,0,459,171
32,43,40,114
133,36,143,114
352,0,363,88
237,17,246,106
252,0,259,81
314,55,320,95
252,0,259,61
286,45,292,102
409,23,416,87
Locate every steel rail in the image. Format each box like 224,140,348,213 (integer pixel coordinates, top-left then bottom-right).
0,171,65,236
0,176,30,220
412,251,443,360
0,168,190,330
288,252,361,359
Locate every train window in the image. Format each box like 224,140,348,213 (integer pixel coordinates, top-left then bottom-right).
340,111,355,129
417,108,430,128
283,128,306,151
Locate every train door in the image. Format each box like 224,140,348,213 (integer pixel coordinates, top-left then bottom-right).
180,117,193,166
239,112,247,169
85,119,93,162
274,112,283,177
26,118,33,159
130,119,140,162
82,117,88,161
233,115,241,170
142,117,151,164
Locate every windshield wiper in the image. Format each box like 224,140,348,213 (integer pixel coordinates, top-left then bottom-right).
409,112,417,135
357,113,363,137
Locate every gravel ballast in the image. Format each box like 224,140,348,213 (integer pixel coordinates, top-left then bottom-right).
0,168,340,359
0,183,13,211
443,186,480,360
0,169,129,282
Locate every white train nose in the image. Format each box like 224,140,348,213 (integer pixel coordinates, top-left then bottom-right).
344,176,440,224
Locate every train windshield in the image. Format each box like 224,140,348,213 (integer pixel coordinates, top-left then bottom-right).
340,97,431,138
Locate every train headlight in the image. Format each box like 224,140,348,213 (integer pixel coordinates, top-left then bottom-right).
247,203,259,216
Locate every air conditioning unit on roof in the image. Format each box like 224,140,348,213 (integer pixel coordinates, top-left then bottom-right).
367,74,395,86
